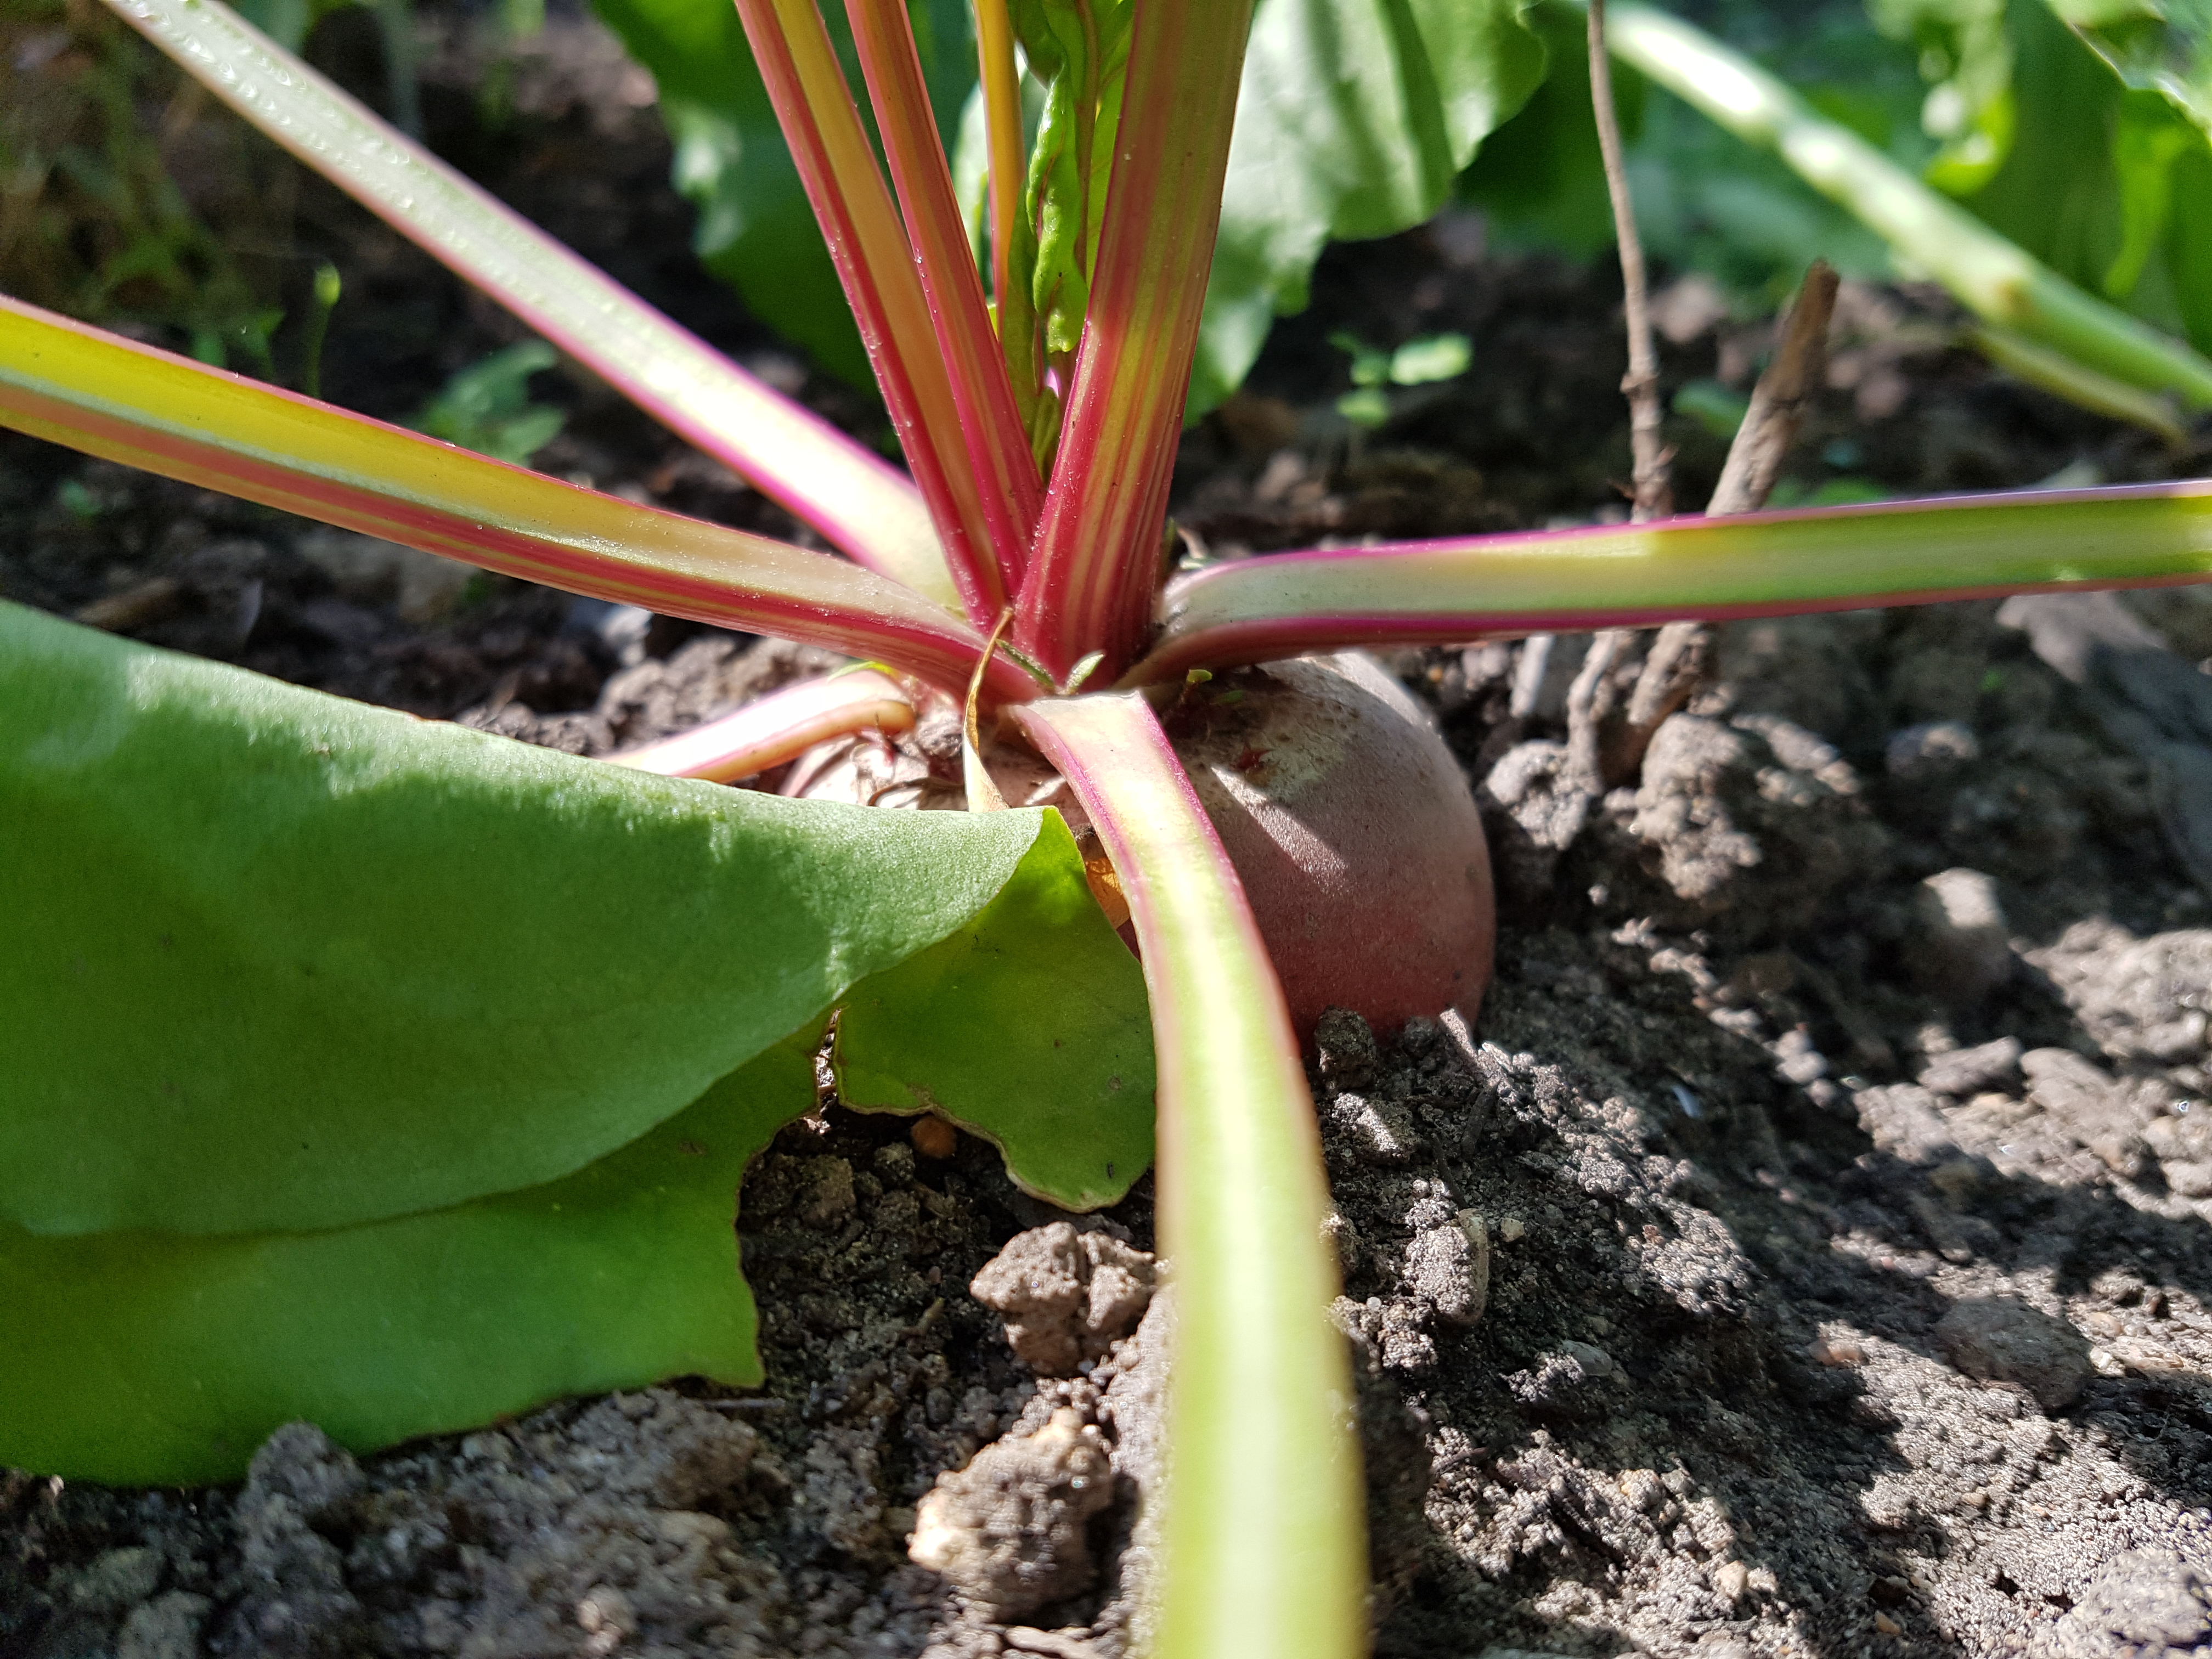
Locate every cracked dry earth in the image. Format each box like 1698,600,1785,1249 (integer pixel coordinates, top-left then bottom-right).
13,584,2212,1659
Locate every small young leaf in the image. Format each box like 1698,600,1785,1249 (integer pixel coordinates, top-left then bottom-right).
1328,330,1391,388
1388,331,1471,385
1674,377,1751,438
1335,386,1391,428
408,340,566,465
1011,0,1134,375
835,811,1154,1211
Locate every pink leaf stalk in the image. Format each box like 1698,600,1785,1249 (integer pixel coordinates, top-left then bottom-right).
0,298,1036,702
1130,482,2212,681
607,670,916,782
844,0,1042,595
1013,0,1259,683
99,0,951,601
1015,692,1363,1659
731,0,1015,621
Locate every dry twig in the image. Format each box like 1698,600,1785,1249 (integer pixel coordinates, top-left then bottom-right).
1588,0,1671,522
1562,0,1675,794
1554,26,1838,810
1617,263,1841,746
1568,269,1839,791
1708,261,1840,516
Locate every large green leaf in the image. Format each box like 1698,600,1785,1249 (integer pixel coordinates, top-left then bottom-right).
0,601,1140,1237
2,813,1155,1485
0,1037,815,1486
1957,0,2211,348
2052,0,2212,141
1188,0,1547,415
1462,1,1898,292
1964,0,2134,285
2,602,1155,1483
2168,139,2212,344
591,0,976,387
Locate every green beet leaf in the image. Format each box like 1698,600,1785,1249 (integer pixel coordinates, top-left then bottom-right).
1954,0,2211,351
2052,0,2212,145
0,1037,816,1486
1188,0,1547,416
0,601,1146,1237
835,809,1154,1212
1,603,1156,1484
1464,2,1893,300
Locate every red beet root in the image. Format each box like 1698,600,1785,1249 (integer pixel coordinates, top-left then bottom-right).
783,652,1496,1038
1164,653,1494,1039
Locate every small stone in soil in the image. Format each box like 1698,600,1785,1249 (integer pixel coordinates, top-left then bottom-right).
2040,1550,2212,1654
1324,1092,1421,1165
1933,1295,2095,1410
912,1115,960,1159
1910,867,2013,1005
1313,1006,1380,1089
908,1408,1115,1619
969,1222,1156,1375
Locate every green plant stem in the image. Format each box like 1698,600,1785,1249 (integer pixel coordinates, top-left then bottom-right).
0,296,1032,702
301,263,341,401
1015,693,1364,1659
607,670,916,782
1967,323,2190,442
1600,0,2212,411
1130,479,2212,681
843,0,1041,592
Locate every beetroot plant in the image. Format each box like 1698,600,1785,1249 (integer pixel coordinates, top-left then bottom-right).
7,0,2212,1652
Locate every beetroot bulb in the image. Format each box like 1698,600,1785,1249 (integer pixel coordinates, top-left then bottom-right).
1158,653,1494,1039
781,651,1496,1039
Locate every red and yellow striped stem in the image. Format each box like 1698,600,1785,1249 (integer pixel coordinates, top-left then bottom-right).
731,0,1013,623
844,0,1041,591
607,671,915,782
1130,483,2212,681
97,0,951,602
1013,0,1257,682
0,298,1034,701
974,0,1028,337
1014,693,1363,1659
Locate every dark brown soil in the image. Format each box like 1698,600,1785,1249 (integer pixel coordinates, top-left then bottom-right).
8,13,2212,1659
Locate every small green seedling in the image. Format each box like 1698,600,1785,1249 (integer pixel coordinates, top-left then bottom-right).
300,261,342,399
1330,329,1473,428
408,339,568,465
1674,376,1750,438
